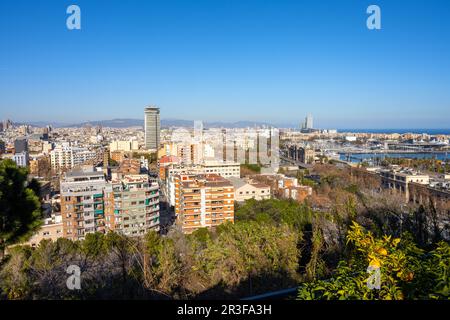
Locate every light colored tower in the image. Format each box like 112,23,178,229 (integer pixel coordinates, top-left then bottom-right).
144,106,160,150
306,114,313,129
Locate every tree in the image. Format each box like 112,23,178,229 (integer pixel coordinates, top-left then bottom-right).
0,159,42,260
298,222,450,300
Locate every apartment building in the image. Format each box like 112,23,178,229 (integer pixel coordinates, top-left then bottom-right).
202,160,240,178
13,151,29,167
61,166,160,240
112,175,160,235
158,142,179,159
22,213,64,247
29,155,51,177
50,144,97,171
158,155,181,180
163,161,240,207
109,140,139,153
60,166,113,240
174,174,234,233
228,177,271,202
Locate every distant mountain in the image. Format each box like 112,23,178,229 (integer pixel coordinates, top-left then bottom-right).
17,118,281,129
162,119,194,127
68,119,144,128
14,121,70,128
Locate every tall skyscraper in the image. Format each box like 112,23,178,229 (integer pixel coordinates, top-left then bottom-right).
300,114,314,132
144,106,160,150
306,114,313,129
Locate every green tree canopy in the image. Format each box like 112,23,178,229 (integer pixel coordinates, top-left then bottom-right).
0,159,42,259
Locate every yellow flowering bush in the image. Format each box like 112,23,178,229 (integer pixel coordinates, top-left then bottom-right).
298,222,449,300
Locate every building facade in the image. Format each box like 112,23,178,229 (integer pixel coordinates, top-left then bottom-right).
109,140,139,153
144,106,160,150
112,175,160,236
228,177,271,202
60,166,160,240
14,138,28,153
60,167,113,240
174,174,234,233
50,144,97,171
22,213,64,247
13,152,29,167
380,168,430,201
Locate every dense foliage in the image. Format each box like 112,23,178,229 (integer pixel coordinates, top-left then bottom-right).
0,159,42,260
0,220,300,299
298,222,449,300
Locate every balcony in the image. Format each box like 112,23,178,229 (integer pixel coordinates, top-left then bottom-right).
145,206,159,213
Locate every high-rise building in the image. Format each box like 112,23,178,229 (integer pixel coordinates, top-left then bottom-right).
300,114,313,130
112,175,160,235
174,173,234,233
300,114,314,133
144,106,160,150
14,138,28,153
306,114,313,129
1,119,12,131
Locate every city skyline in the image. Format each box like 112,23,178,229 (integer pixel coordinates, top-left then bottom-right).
0,0,449,305
1,0,450,129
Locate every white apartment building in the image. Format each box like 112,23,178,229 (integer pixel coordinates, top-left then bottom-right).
201,160,240,178
13,152,29,167
109,140,139,153
50,144,97,171
164,161,240,207
228,177,271,202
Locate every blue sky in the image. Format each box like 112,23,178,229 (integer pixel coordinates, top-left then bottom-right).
0,0,450,128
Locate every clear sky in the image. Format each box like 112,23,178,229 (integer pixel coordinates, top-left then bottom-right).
1,0,450,128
